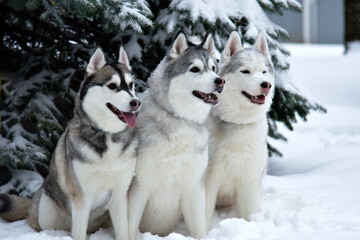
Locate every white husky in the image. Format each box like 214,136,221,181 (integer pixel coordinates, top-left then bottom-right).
205,31,275,230
128,31,224,240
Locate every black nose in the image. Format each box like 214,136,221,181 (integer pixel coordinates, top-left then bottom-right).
130,99,141,110
260,81,272,89
214,78,225,93
214,78,225,88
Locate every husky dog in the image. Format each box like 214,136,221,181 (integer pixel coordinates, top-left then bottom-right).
205,31,275,230
128,31,225,240
0,47,140,240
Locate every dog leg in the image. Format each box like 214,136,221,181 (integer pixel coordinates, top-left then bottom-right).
37,191,61,230
37,191,67,231
236,184,261,220
205,178,219,232
181,183,206,239
71,198,92,240
109,189,128,240
128,180,149,240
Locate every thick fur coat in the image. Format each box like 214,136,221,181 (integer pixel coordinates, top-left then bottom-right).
128,32,224,240
0,47,140,240
205,31,275,230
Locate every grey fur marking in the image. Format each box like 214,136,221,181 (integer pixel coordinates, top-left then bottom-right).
164,46,215,81
64,130,85,162
80,63,132,100
112,128,138,156
220,49,274,76
79,126,107,157
42,155,69,212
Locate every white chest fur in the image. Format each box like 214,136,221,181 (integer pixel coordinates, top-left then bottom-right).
208,117,268,186
137,122,209,188
205,116,269,222
132,114,209,238
73,134,136,208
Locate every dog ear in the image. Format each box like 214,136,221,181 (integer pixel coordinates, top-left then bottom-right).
254,32,271,63
221,31,243,63
86,48,107,76
170,31,188,59
202,32,217,59
118,46,132,70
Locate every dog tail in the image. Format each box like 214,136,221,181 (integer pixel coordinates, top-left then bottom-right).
0,194,31,222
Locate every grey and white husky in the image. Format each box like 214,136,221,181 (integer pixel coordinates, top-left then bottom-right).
0,47,140,240
128,31,225,240
205,31,275,230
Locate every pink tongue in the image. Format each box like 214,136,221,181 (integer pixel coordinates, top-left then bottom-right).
257,95,265,103
121,112,137,128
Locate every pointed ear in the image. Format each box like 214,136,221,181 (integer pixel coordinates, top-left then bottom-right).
254,32,271,62
169,32,188,59
86,48,106,76
202,32,217,59
118,46,131,70
221,31,243,63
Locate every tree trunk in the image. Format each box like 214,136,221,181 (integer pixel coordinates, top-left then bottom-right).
345,0,360,52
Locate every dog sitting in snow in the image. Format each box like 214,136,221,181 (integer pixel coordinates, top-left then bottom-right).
0,47,140,240
205,31,275,230
128,31,224,240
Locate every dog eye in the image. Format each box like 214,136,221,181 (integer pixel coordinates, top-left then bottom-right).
263,70,267,74
108,83,117,90
129,82,134,89
190,67,200,73
241,70,250,74
212,66,216,72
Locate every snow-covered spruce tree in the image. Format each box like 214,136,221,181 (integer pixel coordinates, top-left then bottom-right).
0,0,152,193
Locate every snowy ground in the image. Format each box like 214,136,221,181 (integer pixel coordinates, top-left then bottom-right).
1,44,360,240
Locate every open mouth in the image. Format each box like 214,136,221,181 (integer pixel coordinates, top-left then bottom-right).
192,91,219,105
242,91,266,105
106,103,137,128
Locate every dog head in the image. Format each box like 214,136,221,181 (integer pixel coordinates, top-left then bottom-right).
149,31,225,124
79,47,140,133
212,31,275,124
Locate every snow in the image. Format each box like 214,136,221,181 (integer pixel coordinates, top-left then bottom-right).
101,0,152,33
284,43,360,107
1,43,360,239
0,170,43,198
158,0,288,40
124,35,143,60
347,40,360,54
167,0,239,27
